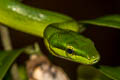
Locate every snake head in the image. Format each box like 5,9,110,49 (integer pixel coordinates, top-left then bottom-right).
47,31,100,65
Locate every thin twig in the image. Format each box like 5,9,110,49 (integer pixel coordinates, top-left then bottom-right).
0,25,12,50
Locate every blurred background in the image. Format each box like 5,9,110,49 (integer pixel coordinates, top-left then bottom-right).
0,0,120,80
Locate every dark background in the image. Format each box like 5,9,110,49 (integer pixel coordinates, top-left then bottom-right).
0,0,120,80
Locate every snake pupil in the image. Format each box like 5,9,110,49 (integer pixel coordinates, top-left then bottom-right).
67,49,74,54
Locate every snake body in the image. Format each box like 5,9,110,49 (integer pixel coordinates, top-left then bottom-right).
0,0,100,64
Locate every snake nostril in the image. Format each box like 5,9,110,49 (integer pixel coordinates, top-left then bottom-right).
93,58,99,64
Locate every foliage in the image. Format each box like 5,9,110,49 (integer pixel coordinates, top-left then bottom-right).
0,50,24,80
0,15,120,80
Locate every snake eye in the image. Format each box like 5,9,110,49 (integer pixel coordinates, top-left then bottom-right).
66,49,74,54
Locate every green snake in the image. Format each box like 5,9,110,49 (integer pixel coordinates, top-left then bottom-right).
0,0,100,64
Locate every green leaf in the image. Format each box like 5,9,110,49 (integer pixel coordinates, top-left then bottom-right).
80,15,120,29
0,49,24,80
99,66,120,80
77,65,111,80
18,65,28,80
3,70,12,80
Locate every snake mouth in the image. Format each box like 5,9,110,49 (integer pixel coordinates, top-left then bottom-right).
66,52,100,64
49,46,62,57
49,46,100,64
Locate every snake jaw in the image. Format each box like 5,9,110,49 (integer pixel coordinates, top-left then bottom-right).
48,45,100,65
65,51,100,64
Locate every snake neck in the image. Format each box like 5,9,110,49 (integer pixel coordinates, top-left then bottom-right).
44,20,80,40
0,0,73,37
